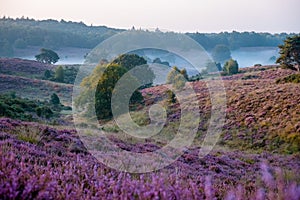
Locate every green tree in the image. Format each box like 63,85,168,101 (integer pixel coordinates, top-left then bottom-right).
223,59,239,74
50,93,60,105
276,34,300,71
212,44,231,64
76,54,147,119
54,66,64,82
44,69,52,79
35,48,59,64
111,54,147,70
95,64,143,120
111,54,155,88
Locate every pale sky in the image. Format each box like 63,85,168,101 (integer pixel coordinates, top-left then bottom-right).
0,0,299,33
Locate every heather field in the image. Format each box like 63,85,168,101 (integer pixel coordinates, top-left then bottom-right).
0,118,299,199
0,59,74,104
0,57,300,199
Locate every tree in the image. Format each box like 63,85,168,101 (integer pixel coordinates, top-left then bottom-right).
212,44,231,64
111,54,154,89
95,64,143,120
223,59,239,74
50,93,60,105
276,34,300,71
76,54,147,119
54,66,64,82
167,66,188,84
35,48,59,64
44,69,52,79
111,54,147,70
166,66,187,90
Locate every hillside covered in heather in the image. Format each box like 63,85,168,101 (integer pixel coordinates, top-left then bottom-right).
0,54,300,199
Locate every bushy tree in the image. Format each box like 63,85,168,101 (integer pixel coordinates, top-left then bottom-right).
35,48,59,64
50,93,60,105
54,66,64,82
95,64,143,120
223,59,239,74
76,54,148,119
44,69,52,79
276,34,300,71
166,66,188,88
212,44,231,64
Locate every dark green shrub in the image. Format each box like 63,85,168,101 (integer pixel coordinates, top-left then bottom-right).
276,74,300,84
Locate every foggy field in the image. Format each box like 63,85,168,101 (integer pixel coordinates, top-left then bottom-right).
231,46,278,68
14,46,278,70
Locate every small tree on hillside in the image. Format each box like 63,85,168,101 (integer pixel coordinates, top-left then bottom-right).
223,59,239,74
55,66,64,83
166,66,188,90
44,69,52,79
50,93,60,105
35,48,59,64
95,64,143,120
276,34,300,71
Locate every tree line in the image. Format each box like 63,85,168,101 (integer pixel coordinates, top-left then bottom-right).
0,17,296,57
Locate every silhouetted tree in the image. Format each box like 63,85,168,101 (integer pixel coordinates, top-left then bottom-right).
50,93,60,105
35,48,59,64
276,34,300,71
44,70,52,79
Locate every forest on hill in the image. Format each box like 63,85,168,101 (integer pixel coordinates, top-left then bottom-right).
0,17,295,57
